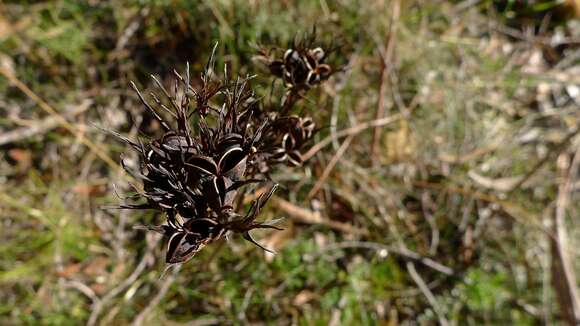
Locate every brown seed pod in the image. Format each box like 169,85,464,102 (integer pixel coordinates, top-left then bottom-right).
256,31,341,97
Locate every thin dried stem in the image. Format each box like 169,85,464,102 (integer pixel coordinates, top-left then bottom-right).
0,67,129,180
551,148,580,325
370,0,400,160
130,265,182,326
307,134,354,199
407,262,450,326
303,114,402,161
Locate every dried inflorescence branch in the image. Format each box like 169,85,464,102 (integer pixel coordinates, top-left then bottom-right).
251,33,344,171
260,116,317,168
254,31,342,114
109,35,342,266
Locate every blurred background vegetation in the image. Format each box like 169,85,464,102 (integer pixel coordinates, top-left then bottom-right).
1,0,580,325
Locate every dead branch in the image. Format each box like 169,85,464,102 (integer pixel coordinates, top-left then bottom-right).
272,197,369,236
307,135,354,199
551,149,580,326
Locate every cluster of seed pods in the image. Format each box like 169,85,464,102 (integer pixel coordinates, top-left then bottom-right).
111,38,340,265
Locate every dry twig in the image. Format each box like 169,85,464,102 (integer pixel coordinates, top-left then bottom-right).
306,135,354,199
406,262,449,326
87,237,158,326
551,149,580,325
272,197,369,236
131,265,182,326
371,0,401,159
507,128,580,193
303,114,402,161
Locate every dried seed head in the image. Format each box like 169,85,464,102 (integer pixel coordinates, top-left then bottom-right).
108,39,345,266
110,50,284,265
256,33,340,93
253,116,317,170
